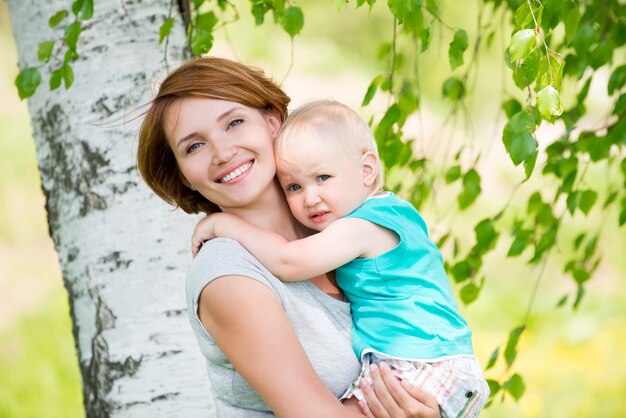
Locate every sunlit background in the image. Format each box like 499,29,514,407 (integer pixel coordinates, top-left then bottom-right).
1,1,625,417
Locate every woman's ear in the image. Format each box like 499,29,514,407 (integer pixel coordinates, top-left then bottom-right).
265,111,282,138
360,151,379,187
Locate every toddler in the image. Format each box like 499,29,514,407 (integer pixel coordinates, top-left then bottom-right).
192,100,489,418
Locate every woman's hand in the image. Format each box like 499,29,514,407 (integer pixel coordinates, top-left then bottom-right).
358,362,441,418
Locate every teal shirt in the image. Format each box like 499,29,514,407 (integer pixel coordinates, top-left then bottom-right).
336,193,473,360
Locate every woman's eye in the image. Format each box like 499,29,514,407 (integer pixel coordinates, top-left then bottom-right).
227,118,244,129
318,175,331,182
186,142,203,154
286,184,301,192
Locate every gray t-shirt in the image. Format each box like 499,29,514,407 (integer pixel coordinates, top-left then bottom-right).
186,238,361,417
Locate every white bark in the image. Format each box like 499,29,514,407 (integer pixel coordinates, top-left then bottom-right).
7,0,215,416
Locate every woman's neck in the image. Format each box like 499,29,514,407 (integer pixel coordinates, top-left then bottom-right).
221,179,306,241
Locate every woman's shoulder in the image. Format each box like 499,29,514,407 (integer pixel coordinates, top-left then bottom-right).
186,237,283,300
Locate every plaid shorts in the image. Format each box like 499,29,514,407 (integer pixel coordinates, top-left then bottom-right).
341,353,489,418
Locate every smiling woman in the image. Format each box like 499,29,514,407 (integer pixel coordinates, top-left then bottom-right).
164,98,281,213
136,57,441,418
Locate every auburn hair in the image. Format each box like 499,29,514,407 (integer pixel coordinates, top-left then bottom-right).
137,57,290,214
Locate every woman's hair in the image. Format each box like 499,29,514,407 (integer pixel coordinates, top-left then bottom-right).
137,57,291,214
275,100,384,193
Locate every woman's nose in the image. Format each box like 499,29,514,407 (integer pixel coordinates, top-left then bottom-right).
211,142,237,165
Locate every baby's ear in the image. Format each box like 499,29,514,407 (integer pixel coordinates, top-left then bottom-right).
360,151,379,187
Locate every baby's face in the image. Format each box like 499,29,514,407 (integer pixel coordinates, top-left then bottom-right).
275,139,371,231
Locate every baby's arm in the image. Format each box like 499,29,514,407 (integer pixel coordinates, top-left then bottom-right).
191,213,373,280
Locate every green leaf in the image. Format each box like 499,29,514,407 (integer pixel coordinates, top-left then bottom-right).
503,99,522,118
608,65,626,96
388,0,412,20
15,67,41,99
567,191,579,215
449,29,469,70
536,53,564,90
442,76,465,100
578,190,597,215
251,0,271,25
49,68,63,90
475,218,498,253
613,94,626,116
280,6,304,38
589,40,614,70
196,12,218,32
37,41,55,63
451,260,471,283
508,230,531,257
604,191,617,208
518,49,540,85
159,18,174,44
573,233,586,250
486,347,499,370
64,21,82,51
49,10,68,28
375,104,400,145
63,49,79,65
486,379,501,397
191,30,213,55
192,0,206,8
504,325,525,367
504,374,526,400
458,168,481,209
509,29,536,61
564,4,580,43
619,197,626,226
71,0,84,15
571,23,599,56
73,0,93,20
556,294,568,308
573,285,585,310
460,282,480,305
63,64,74,89
503,111,537,166
537,85,563,121
514,2,542,30
403,9,424,34
362,75,384,106
445,165,461,183
331,0,347,9
524,149,537,179
419,28,431,52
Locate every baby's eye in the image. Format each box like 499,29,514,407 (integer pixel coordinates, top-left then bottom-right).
318,175,331,182
286,184,301,192
186,142,203,154
227,118,244,129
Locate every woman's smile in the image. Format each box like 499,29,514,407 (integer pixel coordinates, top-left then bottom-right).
215,160,254,184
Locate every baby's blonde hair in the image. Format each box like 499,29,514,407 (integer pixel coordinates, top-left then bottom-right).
275,100,384,192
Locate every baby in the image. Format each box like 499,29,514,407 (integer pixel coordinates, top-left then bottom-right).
192,100,489,418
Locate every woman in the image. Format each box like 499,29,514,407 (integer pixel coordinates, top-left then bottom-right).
137,57,441,418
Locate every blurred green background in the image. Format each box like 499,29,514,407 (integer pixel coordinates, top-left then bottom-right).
1,1,625,417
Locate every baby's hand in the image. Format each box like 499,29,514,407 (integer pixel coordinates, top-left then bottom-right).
191,214,219,258
191,212,242,257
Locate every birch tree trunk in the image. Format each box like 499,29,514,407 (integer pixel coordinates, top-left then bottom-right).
7,0,215,416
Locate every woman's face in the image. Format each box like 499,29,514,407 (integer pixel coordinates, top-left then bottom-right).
164,97,281,212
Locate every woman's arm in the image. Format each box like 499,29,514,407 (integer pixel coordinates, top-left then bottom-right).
197,274,363,418
192,213,374,280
